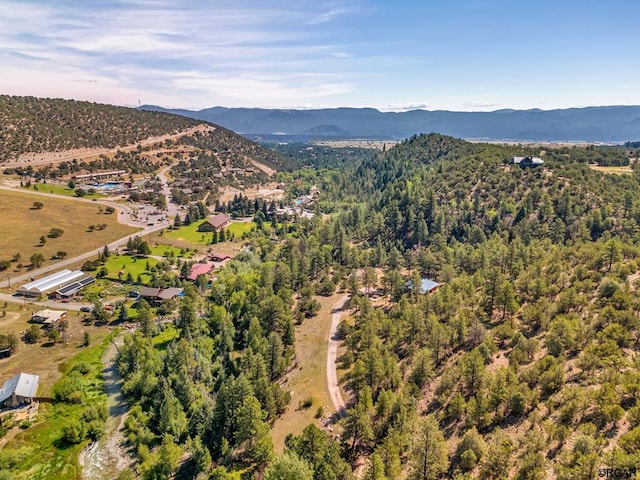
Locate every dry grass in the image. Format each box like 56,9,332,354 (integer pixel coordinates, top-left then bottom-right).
270,294,340,452
0,301,109,397
0,188,137,270
588,165,634,175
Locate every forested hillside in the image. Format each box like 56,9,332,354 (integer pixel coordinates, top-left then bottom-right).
0,95,202,161
327,134,640,479
0,96,295,172
113,133,640,479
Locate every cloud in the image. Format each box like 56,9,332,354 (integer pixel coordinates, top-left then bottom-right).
0,0,364,108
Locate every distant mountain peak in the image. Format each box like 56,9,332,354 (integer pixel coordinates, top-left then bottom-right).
138,104,640,142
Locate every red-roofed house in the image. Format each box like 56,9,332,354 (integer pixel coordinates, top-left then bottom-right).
198,213,231,232
186,263,213,281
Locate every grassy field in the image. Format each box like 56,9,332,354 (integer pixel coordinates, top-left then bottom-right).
270,294,338,453
149,244,196,259
101,254,159,283
163,221,257,245
0,335,110,480
33,184,105,199
0,301,110,396
0,189,138,273
588,165,634,175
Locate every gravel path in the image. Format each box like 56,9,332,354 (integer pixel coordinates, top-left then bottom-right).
327,294,349,418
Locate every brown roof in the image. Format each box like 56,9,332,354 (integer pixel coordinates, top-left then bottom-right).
157,287,183,299
140,287,161,298
204,213,231,229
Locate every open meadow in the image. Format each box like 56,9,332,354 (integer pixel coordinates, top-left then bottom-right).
0,301,109,397
588,164,634,175
270,293,339,452
0,189,138,272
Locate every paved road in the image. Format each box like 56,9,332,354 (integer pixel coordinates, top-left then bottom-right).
327,294,349,418
156,164,180,222
0,184,172,292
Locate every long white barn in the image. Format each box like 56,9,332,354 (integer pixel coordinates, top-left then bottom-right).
17,269,85,297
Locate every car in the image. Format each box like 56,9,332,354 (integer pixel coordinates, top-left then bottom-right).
80,306,93,313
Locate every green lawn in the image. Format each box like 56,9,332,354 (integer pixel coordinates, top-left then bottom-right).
226,221,256,237
150,244,196,259
152,324,179,350
34,184,105,199
164,221,257,245
0,336,111,480
101,254,159,283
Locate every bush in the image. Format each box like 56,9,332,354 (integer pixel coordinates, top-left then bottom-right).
72,362,92,375
47,228,64,238
23,325,42,344
18,420,32,429
61,420,86,444
53,372,83,403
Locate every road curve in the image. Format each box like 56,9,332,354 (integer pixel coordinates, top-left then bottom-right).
0,185,171,290
327,294,349,418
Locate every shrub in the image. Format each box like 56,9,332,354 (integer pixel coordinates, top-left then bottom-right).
23,325,42,344
47,228,64,238
61,420,86,444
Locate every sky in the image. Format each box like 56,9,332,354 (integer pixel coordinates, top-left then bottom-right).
0,0,639,112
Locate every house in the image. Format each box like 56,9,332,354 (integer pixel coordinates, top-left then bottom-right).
139,287,184,306
210,253,231,262
157,288,184,301
31,309,67,329
0,373,39,409
198,213,232,232
512,156,544,167
0,348,11,360
420,278,441,294
186,263,213,281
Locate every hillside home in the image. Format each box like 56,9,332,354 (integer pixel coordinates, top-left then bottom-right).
512,156,544,167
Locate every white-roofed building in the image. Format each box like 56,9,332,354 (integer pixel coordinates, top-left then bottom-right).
31,309,67,328
17,269,85,297
0,373,40,409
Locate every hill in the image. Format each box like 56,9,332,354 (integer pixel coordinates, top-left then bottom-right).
300,134,640,478
0,95,294,173
139,104,640,142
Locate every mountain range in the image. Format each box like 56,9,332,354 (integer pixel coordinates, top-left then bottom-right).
138,105,640,143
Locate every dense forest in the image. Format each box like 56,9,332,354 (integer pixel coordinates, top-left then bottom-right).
110,133,640,479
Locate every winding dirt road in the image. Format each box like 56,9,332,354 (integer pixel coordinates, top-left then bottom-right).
327,294,349,417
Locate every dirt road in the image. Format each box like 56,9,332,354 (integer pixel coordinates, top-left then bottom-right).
327,294,349,417
2,124,213,168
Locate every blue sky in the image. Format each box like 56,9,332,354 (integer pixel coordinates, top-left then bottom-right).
0,0,638,111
